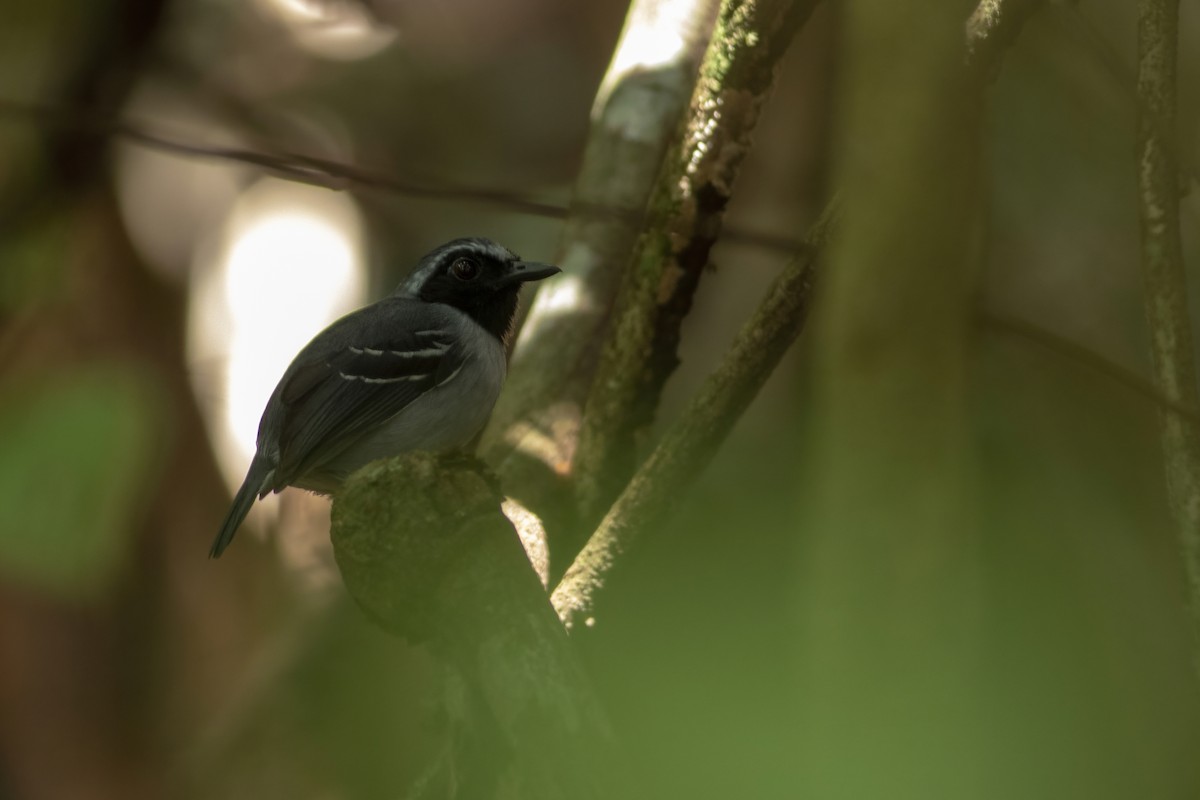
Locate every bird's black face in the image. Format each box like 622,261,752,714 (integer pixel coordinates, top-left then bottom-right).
408,238,560,342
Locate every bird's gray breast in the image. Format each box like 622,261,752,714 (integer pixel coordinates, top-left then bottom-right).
320,311,506,480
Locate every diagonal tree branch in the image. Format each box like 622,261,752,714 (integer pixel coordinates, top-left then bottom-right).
1134,0,1200,669
571,0,822,524
553,203,835,627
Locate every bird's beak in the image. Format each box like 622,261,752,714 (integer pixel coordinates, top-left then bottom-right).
504,261,561,285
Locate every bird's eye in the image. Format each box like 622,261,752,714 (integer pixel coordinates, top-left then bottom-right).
450,258,480,281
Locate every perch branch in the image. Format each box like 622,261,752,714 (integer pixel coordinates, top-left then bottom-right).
1135,0,1200,663
331,454,626,799
572,0,821,523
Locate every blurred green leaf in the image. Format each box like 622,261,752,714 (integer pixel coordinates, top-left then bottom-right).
0,214,69,312
0,362,166,595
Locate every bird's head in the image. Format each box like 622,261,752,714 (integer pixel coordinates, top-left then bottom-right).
398,238,560,343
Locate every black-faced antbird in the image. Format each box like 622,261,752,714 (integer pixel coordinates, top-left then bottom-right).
210,237,560,557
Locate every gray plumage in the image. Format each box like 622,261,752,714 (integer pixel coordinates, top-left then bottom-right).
210,237,559,558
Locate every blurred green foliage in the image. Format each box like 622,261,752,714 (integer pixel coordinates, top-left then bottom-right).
0,363,165,595
0,216,69,313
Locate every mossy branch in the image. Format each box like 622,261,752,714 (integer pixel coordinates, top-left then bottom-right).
572,0,820,523
1135,0,1200,668
331,454,626,799
553,204,836,628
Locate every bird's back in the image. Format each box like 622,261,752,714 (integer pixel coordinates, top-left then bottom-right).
299,307,506,490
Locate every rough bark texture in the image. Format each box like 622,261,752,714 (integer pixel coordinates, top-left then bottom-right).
553,205,835,628
481,0,720,521
330,454,626,800
1135,0,1200,663
572,0,820,523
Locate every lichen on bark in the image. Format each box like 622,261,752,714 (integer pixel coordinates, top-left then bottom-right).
1135,0,1200,667
572,0,820,523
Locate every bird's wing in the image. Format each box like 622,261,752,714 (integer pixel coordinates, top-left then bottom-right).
266,301,467,487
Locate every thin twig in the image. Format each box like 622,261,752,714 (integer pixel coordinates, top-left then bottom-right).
1135,0,1200,666
980,311,1200,423
0,97,806,256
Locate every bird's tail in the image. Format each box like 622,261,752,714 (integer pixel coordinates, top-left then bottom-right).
210,457,274,559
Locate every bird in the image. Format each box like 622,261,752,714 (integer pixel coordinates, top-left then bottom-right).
209,237,560,558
